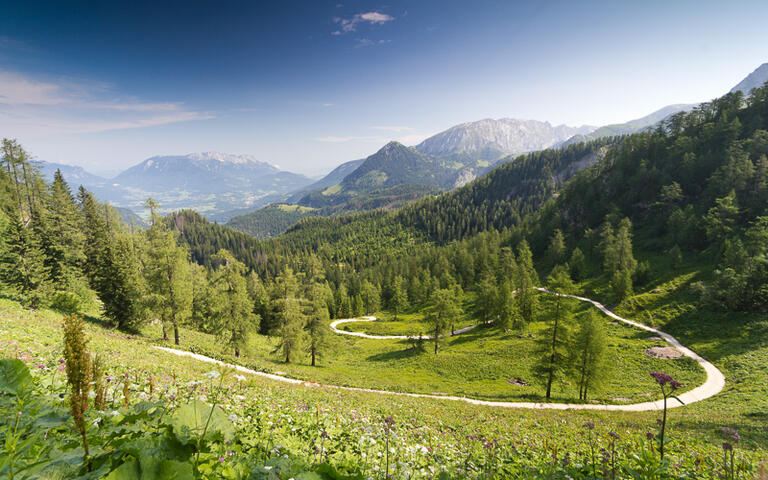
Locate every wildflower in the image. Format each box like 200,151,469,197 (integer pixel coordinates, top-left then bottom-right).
608,431,620,440
650,371,673,386
234,374,246,382
228,414,239,422
583,421,595,430
646,432,654,440
721,427,741,443
204,370,220,379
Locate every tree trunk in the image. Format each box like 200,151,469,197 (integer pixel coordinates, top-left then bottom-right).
235,346,240,357
173,323,180,345
434,326,439,355
311,349,316,366
162,323,169,341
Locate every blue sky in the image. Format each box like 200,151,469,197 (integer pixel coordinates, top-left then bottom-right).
1,0,767,177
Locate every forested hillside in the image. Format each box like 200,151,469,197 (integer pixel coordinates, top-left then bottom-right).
2,82,768,480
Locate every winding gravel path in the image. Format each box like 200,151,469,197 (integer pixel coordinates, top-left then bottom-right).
156,289,725,412
329,316,479,339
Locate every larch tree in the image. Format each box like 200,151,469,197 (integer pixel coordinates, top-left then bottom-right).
390,275,407,321
494,279,517,330
271,267,305,363
423,288,461,354
515,240,539,325
547,229,567,267
305,283,333,366
535,266,575,401
570,311,609,402
474,273,497,325
142,199,193,345
211,249,256,357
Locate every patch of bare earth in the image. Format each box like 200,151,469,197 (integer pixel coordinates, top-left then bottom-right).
644,346,683,359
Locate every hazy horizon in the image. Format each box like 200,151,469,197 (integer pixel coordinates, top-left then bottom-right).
2,0,767,177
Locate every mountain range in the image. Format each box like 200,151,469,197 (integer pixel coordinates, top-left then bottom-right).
42,62,768,229
40,152,314,219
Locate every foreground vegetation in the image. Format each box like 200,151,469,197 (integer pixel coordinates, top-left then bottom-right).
1,297,766,479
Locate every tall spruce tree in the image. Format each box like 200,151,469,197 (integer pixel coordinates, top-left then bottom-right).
0,215,51,307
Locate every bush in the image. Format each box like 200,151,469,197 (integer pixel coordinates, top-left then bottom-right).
51,291,82,314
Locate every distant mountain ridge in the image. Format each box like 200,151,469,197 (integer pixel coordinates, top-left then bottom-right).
39,152,314,219
286,158,365,203
416,118,595,158
730,63,768,95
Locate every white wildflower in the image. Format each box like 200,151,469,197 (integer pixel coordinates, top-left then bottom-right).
204,370,220,379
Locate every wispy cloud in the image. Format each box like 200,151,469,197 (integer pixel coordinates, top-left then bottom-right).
0,70,212,136
371,125,411,132
332,11,394,35
354,38,391,48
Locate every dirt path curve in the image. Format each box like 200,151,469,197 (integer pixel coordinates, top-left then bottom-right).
329,316,479,339
155,289,725,412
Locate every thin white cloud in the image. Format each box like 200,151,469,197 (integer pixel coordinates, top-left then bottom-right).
332,11,394,35
0,70,212,136
321,103,334,107
354,38,391,48
371,125,412,132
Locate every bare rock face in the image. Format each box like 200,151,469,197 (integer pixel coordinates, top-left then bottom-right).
452,168,477,188
416,118,595,157
644,346,683,359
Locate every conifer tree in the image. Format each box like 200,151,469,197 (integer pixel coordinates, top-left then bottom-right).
142,199,193,345
423,288,461,354
44,170,85,289
390,275,407,320
474,273,497,325
360,279,380,314
494,279,517,330
274,297,305,363
211,249,256,357
535,266,575,401
568,247,586,281
547,229,567,267
515,240,539,325
570,311,609,402
0,214,51,307
305,283,333,366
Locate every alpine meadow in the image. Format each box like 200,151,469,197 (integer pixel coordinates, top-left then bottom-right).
1,2,768,479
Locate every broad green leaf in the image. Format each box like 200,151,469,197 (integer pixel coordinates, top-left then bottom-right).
105,457,194,480
34,408,70,427
0,358,33,395
170,399,235,445
314,463,365,480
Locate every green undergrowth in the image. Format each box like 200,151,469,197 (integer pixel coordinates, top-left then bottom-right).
1,294,766,479
151,291,705,404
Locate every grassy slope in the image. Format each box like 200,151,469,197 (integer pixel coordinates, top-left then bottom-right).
1,292,765,466
170,292,704,403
